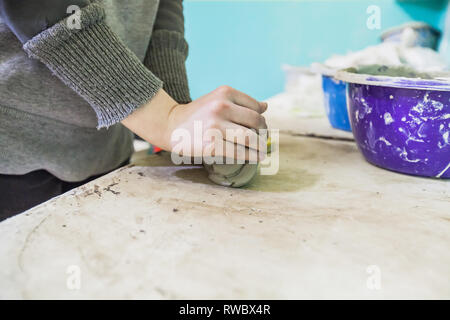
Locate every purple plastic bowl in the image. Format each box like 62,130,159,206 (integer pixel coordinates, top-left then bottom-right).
336,68,450,179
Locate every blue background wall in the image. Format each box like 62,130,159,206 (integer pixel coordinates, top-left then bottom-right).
184,0,448,100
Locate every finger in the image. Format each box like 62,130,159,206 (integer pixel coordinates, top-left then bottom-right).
221,86,267,113
225,103,268,130
219,121,267,152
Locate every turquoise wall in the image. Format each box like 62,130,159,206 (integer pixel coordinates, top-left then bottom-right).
184,0,448,100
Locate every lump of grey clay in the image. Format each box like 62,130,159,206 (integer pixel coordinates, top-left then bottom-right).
204,163,258,188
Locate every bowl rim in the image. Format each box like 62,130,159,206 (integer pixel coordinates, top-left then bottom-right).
380,22,441,40
335,68,450,91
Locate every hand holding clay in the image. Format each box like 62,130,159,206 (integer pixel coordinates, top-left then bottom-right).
122,87,268,188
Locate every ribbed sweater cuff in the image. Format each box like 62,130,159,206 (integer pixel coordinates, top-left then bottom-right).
144,30,191,104
23,3,163,129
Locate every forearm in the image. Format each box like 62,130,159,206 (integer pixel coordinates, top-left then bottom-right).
153,0,185,33
16,2,163,128
144,0,191,103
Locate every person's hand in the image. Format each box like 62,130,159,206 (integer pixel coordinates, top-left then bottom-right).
121,86,268,162
166,85,268,162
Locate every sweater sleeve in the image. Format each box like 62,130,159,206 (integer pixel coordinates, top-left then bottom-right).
22,2,163,129
144,0,191,104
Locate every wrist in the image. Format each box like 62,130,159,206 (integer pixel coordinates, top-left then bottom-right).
163,101,184,151
121,89,179,151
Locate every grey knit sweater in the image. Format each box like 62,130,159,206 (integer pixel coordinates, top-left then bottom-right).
0,0,190,181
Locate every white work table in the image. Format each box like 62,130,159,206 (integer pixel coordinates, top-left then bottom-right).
0,93,449,299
